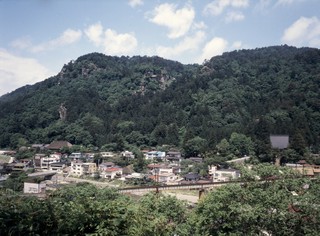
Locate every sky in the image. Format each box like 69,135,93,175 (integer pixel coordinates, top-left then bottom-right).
0,0,320,96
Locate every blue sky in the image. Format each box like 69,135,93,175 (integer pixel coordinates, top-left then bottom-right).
1,0,320,96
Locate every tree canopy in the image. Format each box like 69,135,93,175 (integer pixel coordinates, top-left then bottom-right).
1,165,319,235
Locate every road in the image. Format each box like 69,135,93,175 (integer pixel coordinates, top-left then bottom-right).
50,174,119,188
49,174,207,203
124,189,200,204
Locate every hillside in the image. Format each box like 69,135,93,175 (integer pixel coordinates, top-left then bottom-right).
0,45,319,161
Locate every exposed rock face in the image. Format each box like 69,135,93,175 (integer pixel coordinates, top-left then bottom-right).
59,103,67,121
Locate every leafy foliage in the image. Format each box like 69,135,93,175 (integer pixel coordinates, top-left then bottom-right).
189,164,320,235
1,166,319,235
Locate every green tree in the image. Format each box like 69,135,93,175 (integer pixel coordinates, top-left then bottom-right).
190,164,320,235
3,172,28,191
229,132,255,157
183,136,208,157
216,138,230,156
129,193,187,236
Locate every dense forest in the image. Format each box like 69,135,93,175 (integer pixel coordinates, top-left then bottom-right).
0,45,320,162
1,164,320,235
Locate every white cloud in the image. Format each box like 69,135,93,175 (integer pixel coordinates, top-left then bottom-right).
204,0,249,16
254,0,272,12
84,22,103,46
148,3,195,39
128,0,143,8
282,16,320,47
198,37,228,63
30,29,82,52
0,49,53,96
257,0,305,11
276,0,305,6
276,0,294,5
10,37,32,50
103,29,138,55
156,31,206,58
85,23,138,55
225,11,245,22
192,21,207,30
232,41,243,49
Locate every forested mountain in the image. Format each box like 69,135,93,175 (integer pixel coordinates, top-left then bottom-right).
1,45,320,161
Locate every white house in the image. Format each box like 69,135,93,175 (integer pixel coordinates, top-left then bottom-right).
149,172,177,184
100,152,115,158
102,167,123,179
158,173,177,183
147,164,174,175
70,161,97,177
40,155,61,170
209,165,241,182
122,151,135,159
145,151,166,160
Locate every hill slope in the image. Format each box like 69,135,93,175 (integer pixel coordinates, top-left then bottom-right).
0,46,319,159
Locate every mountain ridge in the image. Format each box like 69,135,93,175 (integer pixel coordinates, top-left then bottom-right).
1,45,319,161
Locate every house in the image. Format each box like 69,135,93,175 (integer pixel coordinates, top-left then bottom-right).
47,140,72,150
158,166,174,174
12,163,28,172
145,151,166,160
84,153,95,161
286,162,320,177
147,163,181,176
100,152,115,158
31,144,45,151
70,161,97,177
150,173,177,183
49,162,66,172
69,153,83,161
296,165,315,176
209,165,241,182
122,172,144,180
148,163,170,174
41,154,61,170
99,162,115,169
165,151,182,163
34,154,47,168
102,167,123,179
24,182,46,194
98,162,116,174
0,150,16,156
122,151,135,159
184,172,200,182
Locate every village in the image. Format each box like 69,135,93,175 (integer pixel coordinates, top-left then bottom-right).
1,139,320,196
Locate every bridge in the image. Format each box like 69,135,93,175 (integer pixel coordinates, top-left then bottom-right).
118,176,313,195
118,180,239,194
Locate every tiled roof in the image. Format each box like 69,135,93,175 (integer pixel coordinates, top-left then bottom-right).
105,167,122,172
